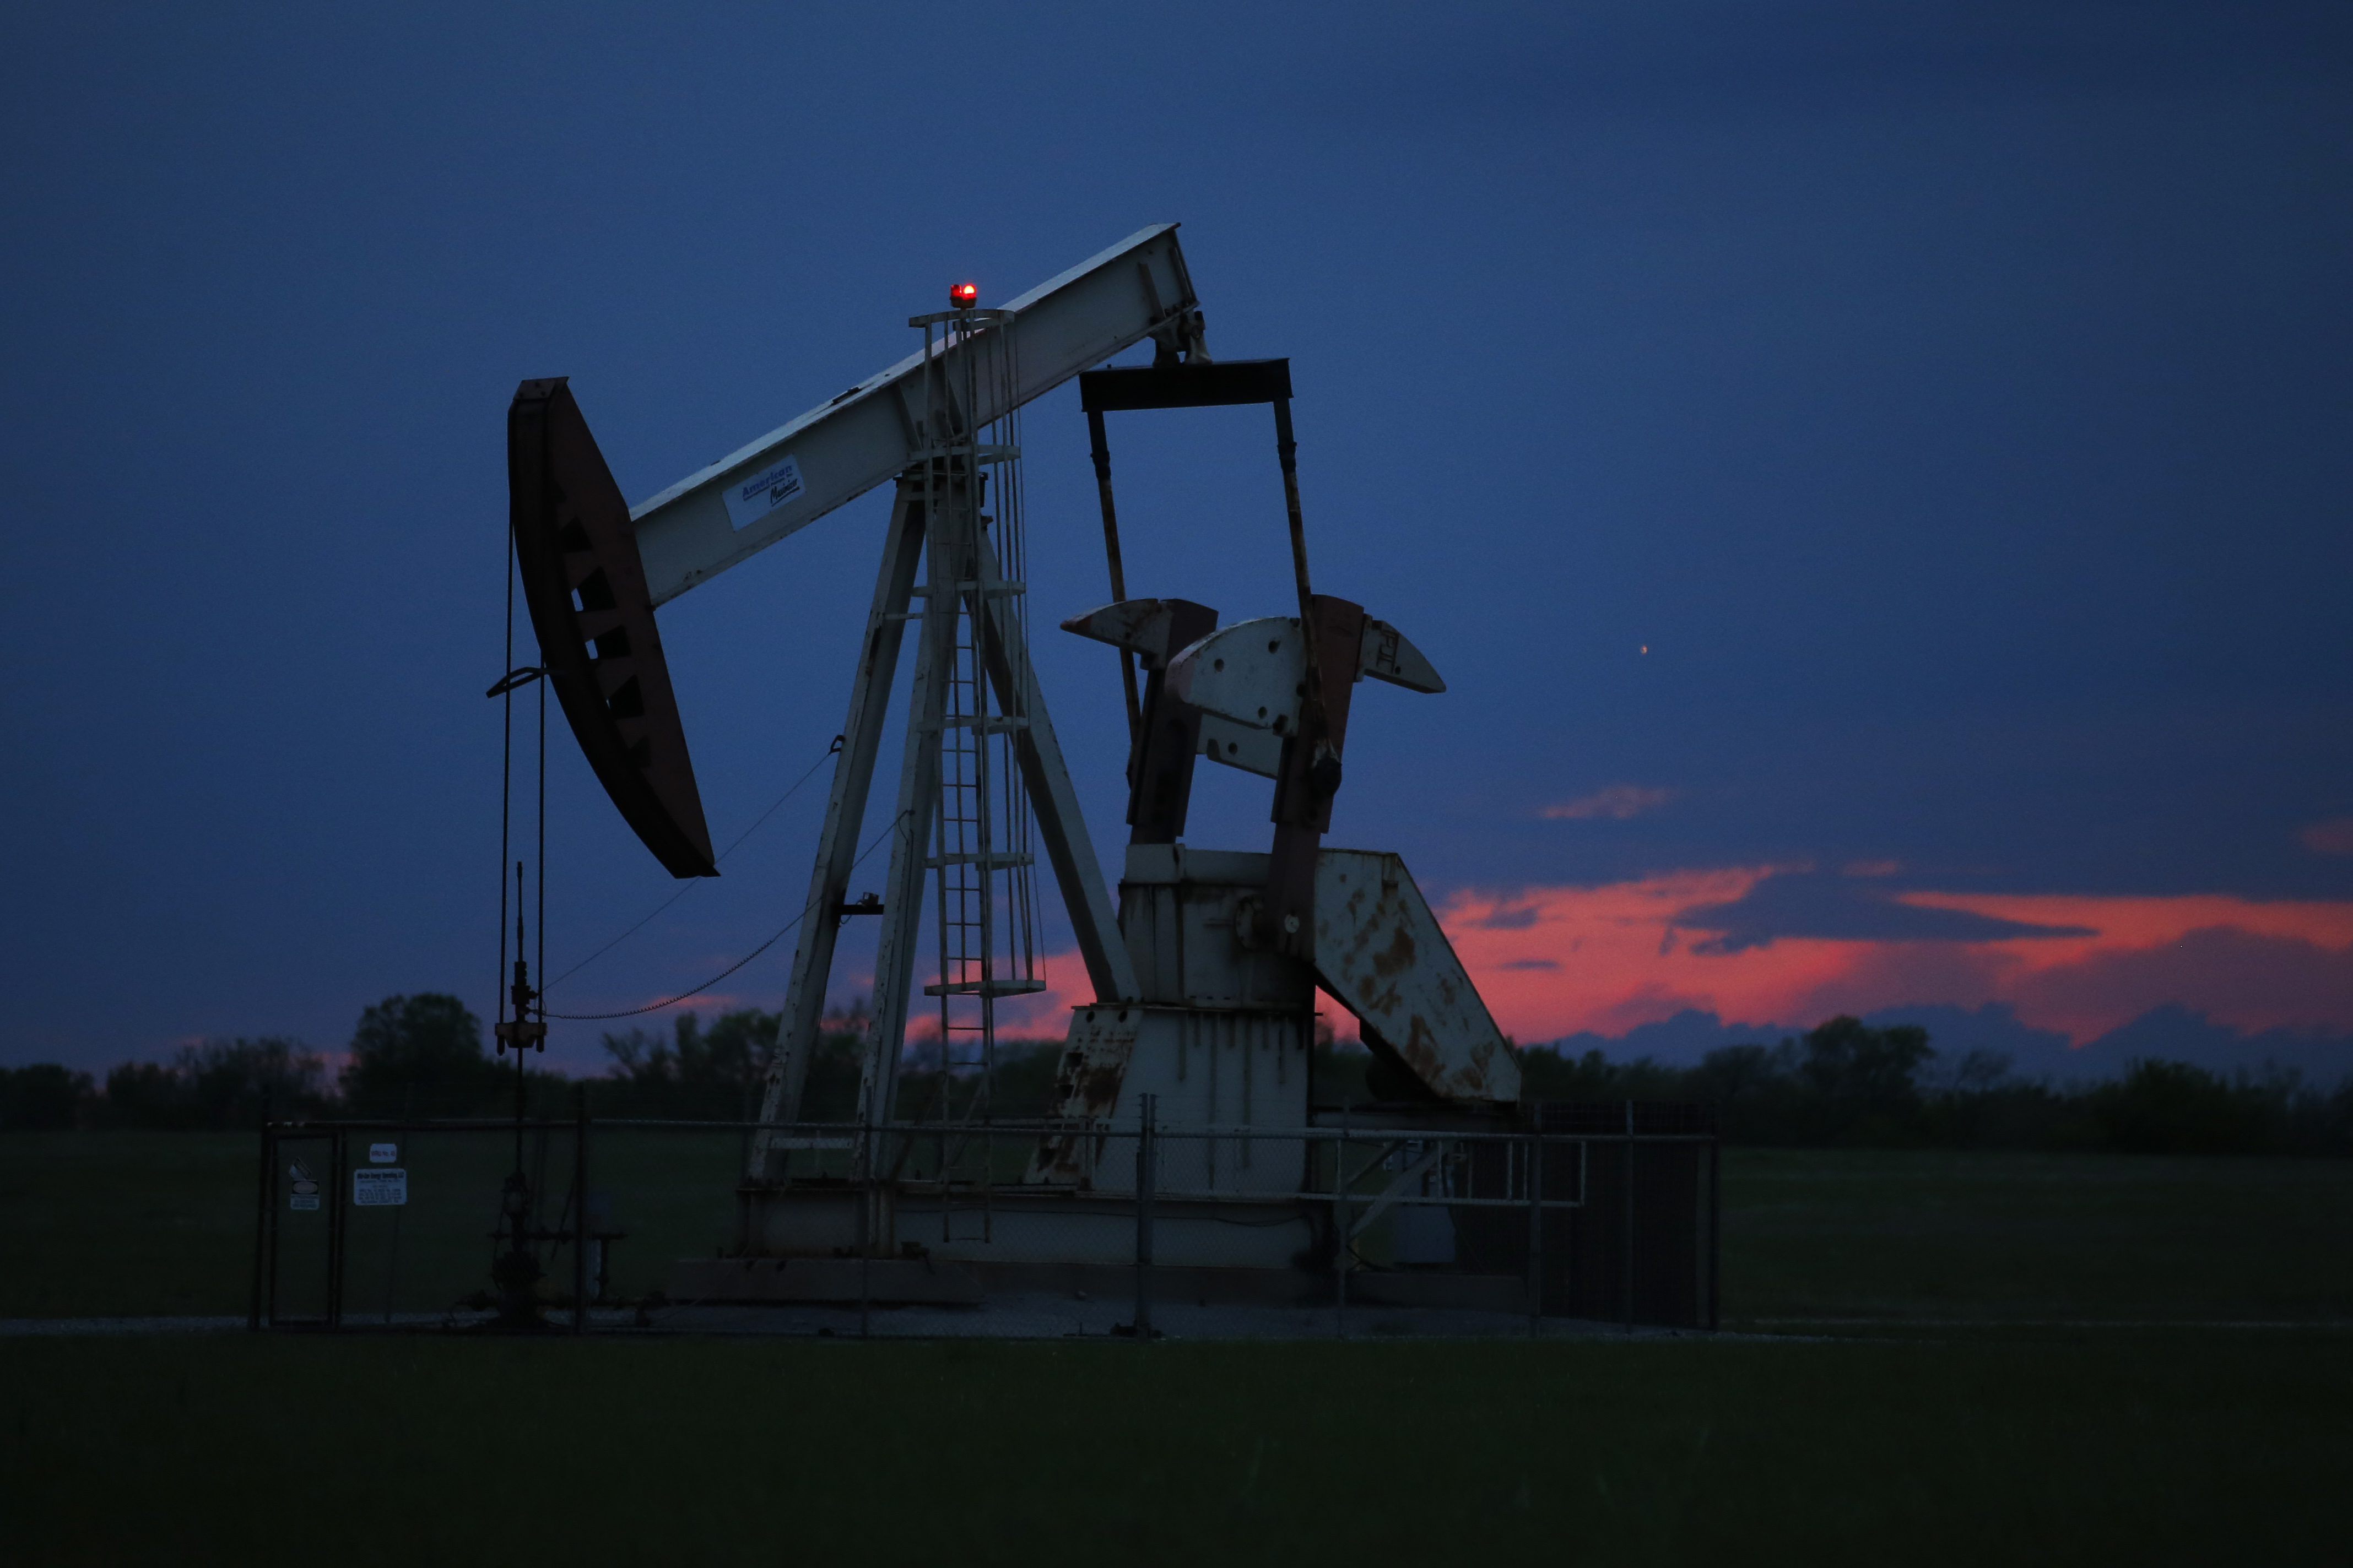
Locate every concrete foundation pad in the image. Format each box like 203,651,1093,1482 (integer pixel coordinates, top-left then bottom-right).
666,1257,1528,1315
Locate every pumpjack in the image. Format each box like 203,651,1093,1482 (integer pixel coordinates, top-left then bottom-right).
506,225,1523,1303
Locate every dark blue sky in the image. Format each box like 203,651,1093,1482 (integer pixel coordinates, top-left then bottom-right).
4,3,2348,1071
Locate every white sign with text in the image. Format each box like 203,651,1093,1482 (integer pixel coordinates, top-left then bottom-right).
351,1168,408,1207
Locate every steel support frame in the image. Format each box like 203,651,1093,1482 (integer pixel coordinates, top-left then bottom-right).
854,525,1144,1139
847,540,954,1152
753,489,1133,1182
750,480,930,1176
971,534,1134,1003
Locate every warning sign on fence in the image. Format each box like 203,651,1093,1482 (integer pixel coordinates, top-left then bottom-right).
352,1168,408,1207
290,1159,320,1212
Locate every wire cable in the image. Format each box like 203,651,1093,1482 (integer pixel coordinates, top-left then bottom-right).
542,805,910,1022
541,736,843,991
496,529,515,1040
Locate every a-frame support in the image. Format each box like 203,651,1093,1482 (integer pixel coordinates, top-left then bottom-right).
747,478,1135,1182
748,479,927,1178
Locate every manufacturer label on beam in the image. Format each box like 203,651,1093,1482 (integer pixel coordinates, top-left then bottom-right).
723,454,805,529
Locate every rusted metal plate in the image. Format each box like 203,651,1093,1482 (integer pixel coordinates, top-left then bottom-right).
1357,619,1445,693
1025,1007,1142,1185
1058,597,1213,666
508,378,716,877
1312,849,1521,1104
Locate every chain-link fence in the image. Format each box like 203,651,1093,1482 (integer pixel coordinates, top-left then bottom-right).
252,1100,1717,1338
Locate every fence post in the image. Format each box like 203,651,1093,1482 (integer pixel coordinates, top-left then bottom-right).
1334,1106,1350,1340
1707,1125,1721,1332
1134,1092,1155,1341
1621,1099,1635,1336
382,1119,403,1325
858,1117,872,1341
1526,1105,1543,1338
573,1084,589,1335
266,1128,284,1328
248,1091,272,1332
329,1128,347,1331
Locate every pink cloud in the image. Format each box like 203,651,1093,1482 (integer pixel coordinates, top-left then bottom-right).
903,956,1091,1044
1432,874,2353,1045
1541,785,1673,821
743,876,2353,1057
2000,925,2353,1041
2302,817,2353,855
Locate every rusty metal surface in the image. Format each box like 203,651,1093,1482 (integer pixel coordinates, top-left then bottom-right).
1257,596,1366,960
1059,597,1214,665
1116,845,1312,1011
1312,849,1521,1104
1356,618,1446,693
1027,1007,1142,1184
1124,600,1218,843
507,378,715,878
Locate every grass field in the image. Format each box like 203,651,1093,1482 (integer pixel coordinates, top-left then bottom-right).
4,1330,2348,1565
4,1134,2350,1563
1723,1147,2353,1322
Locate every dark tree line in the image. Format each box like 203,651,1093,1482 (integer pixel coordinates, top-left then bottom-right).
0,994,565,1128
591,1001,1063,1122
9,1005,2349,1154
1502,1016,2353,1157
0,994,1066,1129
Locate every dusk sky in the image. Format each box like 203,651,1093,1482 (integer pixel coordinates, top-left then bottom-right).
4,4,2349,1079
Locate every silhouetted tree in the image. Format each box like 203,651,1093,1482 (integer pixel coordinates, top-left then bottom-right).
1510,1018,2353,1155
601,1008,776,1117
341,993,511,1115
2088,1060,2285,1155
0,1064,95,1129
101,1037,329,1128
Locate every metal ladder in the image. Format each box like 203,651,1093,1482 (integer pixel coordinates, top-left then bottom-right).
912,303,1045,1173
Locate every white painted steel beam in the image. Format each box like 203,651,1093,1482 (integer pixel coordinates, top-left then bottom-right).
629,224,1200,606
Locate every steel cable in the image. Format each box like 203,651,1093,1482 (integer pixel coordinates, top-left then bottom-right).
541,804,910,1022
542,736,842,991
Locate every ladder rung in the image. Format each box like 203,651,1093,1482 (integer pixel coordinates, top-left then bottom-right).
924,851,1034,868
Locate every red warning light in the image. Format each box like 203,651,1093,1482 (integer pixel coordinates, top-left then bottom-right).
950,281,978,307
